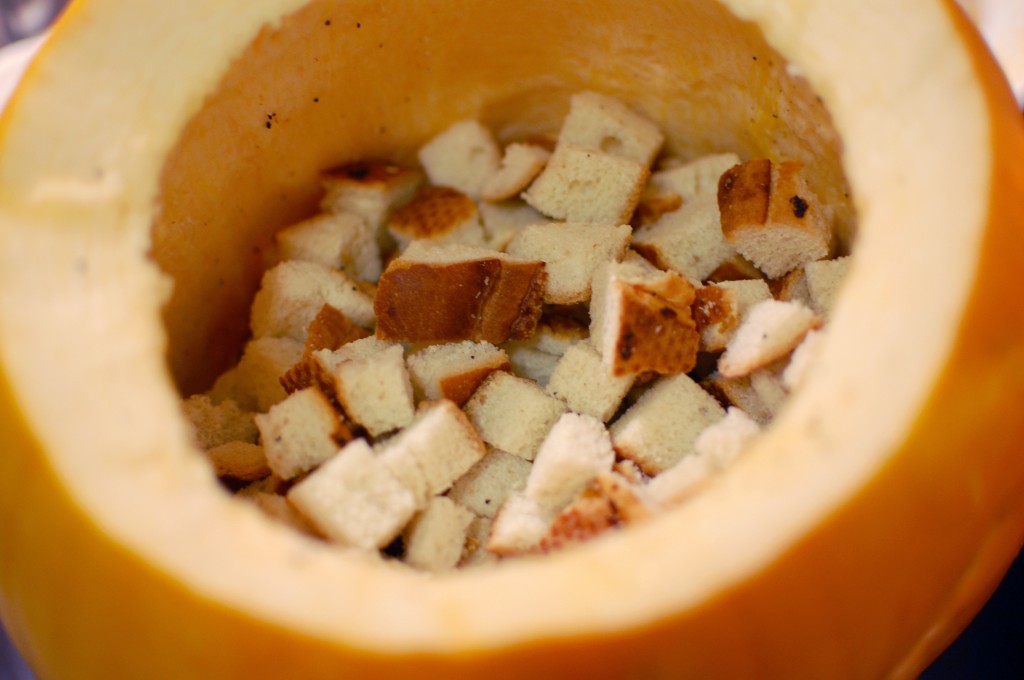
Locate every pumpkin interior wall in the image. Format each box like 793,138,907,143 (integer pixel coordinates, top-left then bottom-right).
151,0,851,397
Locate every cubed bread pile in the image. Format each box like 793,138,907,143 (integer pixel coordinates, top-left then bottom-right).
184,91,850,572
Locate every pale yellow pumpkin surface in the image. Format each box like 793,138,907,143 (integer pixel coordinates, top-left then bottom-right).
0,0,1023,678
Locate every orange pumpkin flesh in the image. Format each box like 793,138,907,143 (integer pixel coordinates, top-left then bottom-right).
0,0,1023,678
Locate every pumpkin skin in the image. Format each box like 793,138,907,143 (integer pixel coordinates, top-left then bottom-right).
0,0,1023,678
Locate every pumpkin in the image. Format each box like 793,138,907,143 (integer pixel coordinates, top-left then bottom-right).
1,0,1022,677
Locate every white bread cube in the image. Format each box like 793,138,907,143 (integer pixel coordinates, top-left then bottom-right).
403,496,476,572
524,413,615,513
693,406,761,471
275,211,382,283
332,342,415,437
718,299,822,378
181,394,258,449
610,373,726,475
506,223,632,305
539,471,653,552
702,365,787,427
523,143,648,225
418,119,501,199
478,200,550,252
255,386,345,480
718,159,831,278
772,266,810,305
205,441,270,481
287,438,417,550
209,336,304,412
804,256,850,317
503,315,588,387
589,254,699,376
406,341,510,406
460,516,498,568
631,194,735,281
447,447,532,519
250,260,375,341
486,491,551,556
464,371,569,461
504,346,560,387
374,241,546,345
319,161,424,245
648,153,741,201
481,143,552,203
692,279,773,353
645,454,712,507
246,492,320,536
557,91,664,166
782,329,823,391
545,341,635,422
386,185,486,250
377,400,487,507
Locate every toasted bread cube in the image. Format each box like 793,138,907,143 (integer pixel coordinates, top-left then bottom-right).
523,143,648,225
558,91,664,167
374,242,546,344
590,255,699,376
632,194,735,281
460,516,498,567
610,373,726,475
482,143,552,203
181,394,259,449
464,371,569,461
287,439,417,550
250,261,375,341
771,266,810,304
546,341,635,422
705,255,765,283
447,447,532,519
377,400,487,507
302,303,371,356
782,329,823,391
478,200,550,252
524,413,615,513
255,387,345,480
648,153,742,201
718,159,831,278
319,161,424,247
692,279,773,353
406,341,511,406
403,496,477,572
506,223,632,305
539,471,652,552
275,211,382,283
645,454,712,507
418,119,501,199
486,491,550,556
333,342,415,437
718,299,822,378
693,407,761,471
387,185,486,250
702,370,782,426
210,336,304,412
804,256,850,317
205,441,270,481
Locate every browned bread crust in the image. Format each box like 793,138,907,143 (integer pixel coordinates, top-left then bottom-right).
610,272,699,376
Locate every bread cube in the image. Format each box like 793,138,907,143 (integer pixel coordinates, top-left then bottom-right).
610,373,726,475
478,200,550,252
782,329,823,391
332,342,415,437
523,143,648,225
418,119,501,199
319,160,424,248
403,496,476,572
524,413,615,512
545,341,635,422
205,441,270,481
718,159,831,278
209,336,304,412
590,255,699,376
374,241,546,344
287,438,417,550
804,256,850,317
693,406,761,471
250,260,375,341
481,143,552,202
486,492,550,556
302,303,371,356
406,341,510,406
181,394,258,449
692,279,773,353
464,371,569,461
631,194,735,281
645,454,712,507
504,346,560,387
558,91,664,167
718,299,822,378
648,153,741,201
460,516,498,568
255,386,346,480
702,369,784,426
275,211,382,283
386,185,486,250
506,222,631,305
447,447,532,519
376,400,487,507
